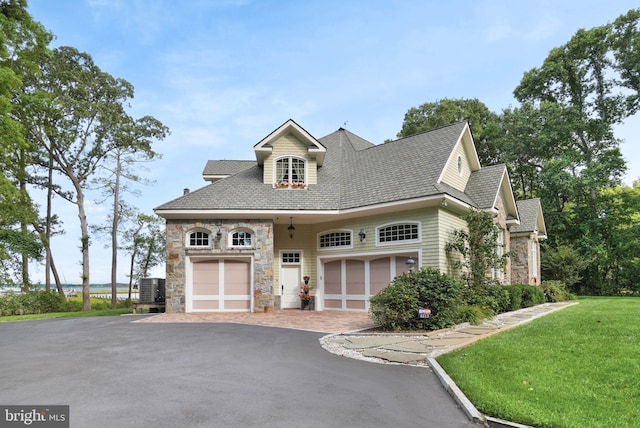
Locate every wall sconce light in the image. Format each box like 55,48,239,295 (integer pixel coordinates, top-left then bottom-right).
405,256,416,273
215,228,222,240
358,229,366,242
288,217,295,239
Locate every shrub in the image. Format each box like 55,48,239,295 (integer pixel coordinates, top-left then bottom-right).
521,285,545,307
456,305,493,325
0,290,66,316
369,267,463,330
463,284,511,315
505,284,546,310
369,276,419,330
541,280,575,302
506,285,523,311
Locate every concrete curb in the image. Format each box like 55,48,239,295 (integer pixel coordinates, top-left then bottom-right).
427,357,486,425
427,302,579,427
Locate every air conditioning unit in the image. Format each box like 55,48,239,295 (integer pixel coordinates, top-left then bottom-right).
139,278,165,304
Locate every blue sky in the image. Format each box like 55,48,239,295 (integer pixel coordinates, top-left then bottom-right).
25,0,640,284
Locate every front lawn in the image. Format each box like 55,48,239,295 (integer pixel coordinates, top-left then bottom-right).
436,297,640,427
0,307,133,322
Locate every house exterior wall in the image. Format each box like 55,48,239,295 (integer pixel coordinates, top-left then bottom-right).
510,234,540,285
494,192,511,285
438,209,468,278
441,140,473,191
262,134,318,185
272,207,441,299
164,219,274,313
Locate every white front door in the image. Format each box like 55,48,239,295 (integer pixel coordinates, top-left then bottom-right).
281,265,301,309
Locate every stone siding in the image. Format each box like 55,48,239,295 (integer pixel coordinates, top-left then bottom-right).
510,234,541,285
164,219,274,313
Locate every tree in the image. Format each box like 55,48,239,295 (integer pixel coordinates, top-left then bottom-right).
91,115,168,307
123,213,165,300
397,98,503,165
0,0,50,286
24,46,136,310
513,9,640,292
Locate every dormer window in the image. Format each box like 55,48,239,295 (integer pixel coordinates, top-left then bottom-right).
275,156,306,187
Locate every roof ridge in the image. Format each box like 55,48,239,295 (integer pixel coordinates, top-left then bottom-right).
389,121,468,144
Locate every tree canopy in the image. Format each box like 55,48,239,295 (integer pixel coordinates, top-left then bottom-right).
398,8,640,295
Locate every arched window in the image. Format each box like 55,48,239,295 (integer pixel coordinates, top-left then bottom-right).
319,230,352,249
231,230,252,247
376,222,420,245
188,230,210,247
275,156,306,185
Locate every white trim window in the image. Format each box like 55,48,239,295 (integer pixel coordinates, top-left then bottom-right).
275,156,306,186
376,222,420,246
281,252,301,264
230,230,253,248
492,227,505,282
319,230,352,249
187,229,211,248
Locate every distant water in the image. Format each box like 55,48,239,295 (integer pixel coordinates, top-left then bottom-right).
1,284,139,299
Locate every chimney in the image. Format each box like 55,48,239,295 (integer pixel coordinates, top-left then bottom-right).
183,188,190,195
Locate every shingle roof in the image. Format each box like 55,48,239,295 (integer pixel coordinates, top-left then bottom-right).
464,164,508,209
155,121,481,212
512,198,545,234
202,160,256,177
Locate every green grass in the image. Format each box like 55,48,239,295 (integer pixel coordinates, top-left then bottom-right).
436,297,640,428
0,307,132,322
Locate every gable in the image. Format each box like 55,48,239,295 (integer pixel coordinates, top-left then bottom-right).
263,133,318,185
253,119,326,166
437,122,481,192
465,164,518,222
512,199,547,238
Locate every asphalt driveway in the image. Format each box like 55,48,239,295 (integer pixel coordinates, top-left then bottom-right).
0,316,476,427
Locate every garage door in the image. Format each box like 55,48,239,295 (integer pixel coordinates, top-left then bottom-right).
323,255,415,311
190,259,251,312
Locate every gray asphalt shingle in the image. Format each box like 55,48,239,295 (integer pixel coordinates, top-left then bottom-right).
155,122,487,212
512,198,544,233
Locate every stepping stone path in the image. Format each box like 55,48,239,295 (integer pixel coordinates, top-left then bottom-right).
320,301,578,365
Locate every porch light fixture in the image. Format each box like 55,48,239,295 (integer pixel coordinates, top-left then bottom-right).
358,229,366,242
406,256,416,273
288,217,295,239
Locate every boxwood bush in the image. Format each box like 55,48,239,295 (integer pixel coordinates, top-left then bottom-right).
369,267,464,330
505,284,546,310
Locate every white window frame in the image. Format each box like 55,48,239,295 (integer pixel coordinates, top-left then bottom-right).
281,251,301,264
318,229,353,250
229,229,254,248
274,156,306,186
376,222,421,246
186,228,211,248
492,227,505,282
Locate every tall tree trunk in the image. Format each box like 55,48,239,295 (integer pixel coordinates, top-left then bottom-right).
45,154,53,291
110,153,121,308
76,188,91,311
142,238,154,279
20,154,28,291
127,220,144,302
32,222,65,299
